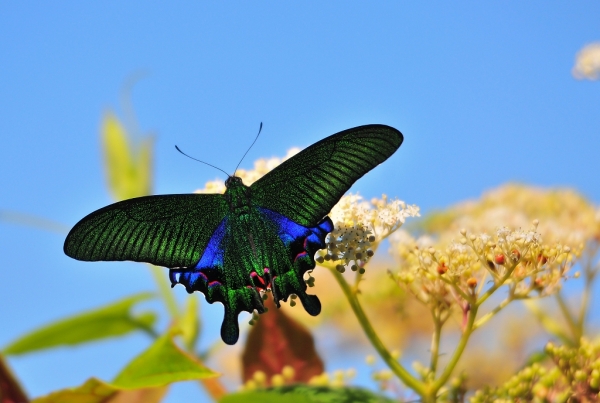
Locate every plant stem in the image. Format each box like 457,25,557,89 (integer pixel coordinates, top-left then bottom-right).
429,316,442,375
576,254,598,342
473,297,511,330
555,292,579,345
428,304,478,396
330,268,425,396
199,378,228,400
149,264,179,318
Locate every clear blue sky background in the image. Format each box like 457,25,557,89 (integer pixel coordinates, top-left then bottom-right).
1,2,599,402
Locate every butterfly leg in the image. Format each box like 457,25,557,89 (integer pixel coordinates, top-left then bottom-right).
252,288,265,312
263,269,281,307
247,276,266,313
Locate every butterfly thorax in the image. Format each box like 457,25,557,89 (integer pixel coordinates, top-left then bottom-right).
224,176,252,215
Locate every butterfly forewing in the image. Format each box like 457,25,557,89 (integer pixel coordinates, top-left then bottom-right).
250,125,403,226
64,194,229,268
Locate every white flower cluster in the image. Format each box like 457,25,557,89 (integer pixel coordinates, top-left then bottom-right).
330,194,420,239
319,194,420,273
322,223,374,273
195,148,301,193
495,225,542,255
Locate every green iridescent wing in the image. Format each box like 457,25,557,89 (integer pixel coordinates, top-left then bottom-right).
250,124,403,226
64,194,229,268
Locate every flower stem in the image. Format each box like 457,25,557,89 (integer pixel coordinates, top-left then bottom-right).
477,262,517,307
330,268,425,396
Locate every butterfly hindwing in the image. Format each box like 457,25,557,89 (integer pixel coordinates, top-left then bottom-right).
64,194,229,268
170,205,333,345
250,124,403,227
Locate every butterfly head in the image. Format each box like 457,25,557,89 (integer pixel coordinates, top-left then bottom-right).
225,175,244,189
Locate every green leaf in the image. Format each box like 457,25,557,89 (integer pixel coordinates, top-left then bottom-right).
3,293,156,356
112,328,218,388
102,111,153,201
220,385,397,403
179,295,200,352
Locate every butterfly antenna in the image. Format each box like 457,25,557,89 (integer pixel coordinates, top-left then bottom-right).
174,145,230,177
233,122,263,176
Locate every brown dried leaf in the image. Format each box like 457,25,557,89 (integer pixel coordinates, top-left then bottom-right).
0,355,28,403
242,297,324,385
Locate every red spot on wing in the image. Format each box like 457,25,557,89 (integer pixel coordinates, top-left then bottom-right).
250,271,267,287
250,269,278,291
294,237,309,262
294,251,308,262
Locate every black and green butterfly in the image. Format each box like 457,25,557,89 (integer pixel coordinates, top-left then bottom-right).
64,124,403,344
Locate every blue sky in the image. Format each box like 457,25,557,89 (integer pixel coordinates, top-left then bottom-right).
1,2,599,401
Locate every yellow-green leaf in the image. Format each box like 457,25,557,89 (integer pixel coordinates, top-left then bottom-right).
31,377,167,403
136,135,153,197
31,330,218,403
3,293,156,356
112,329,218,388
102,111,153,201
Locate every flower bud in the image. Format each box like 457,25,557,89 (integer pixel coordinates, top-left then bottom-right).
511,249,521,261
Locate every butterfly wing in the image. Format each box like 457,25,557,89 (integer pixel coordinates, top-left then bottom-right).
64,194,229,268
250,124,403,226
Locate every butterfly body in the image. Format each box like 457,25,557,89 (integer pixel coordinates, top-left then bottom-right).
169,177,332,343
64,124,403,344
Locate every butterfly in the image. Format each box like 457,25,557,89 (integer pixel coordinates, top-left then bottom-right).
64,124,403,344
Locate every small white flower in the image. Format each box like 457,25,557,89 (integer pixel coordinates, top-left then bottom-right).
449,241,468,254
479,233,491,244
